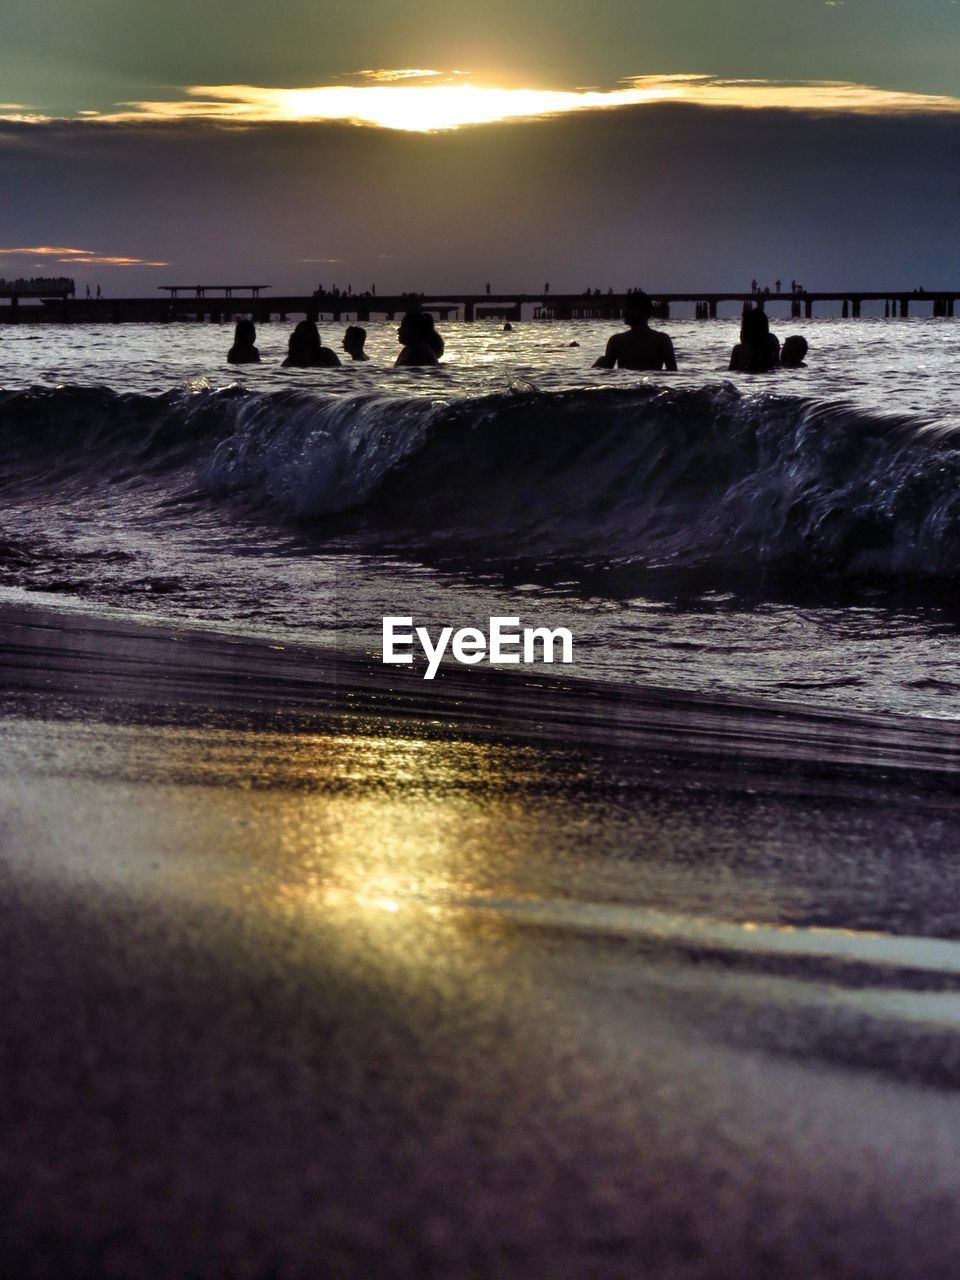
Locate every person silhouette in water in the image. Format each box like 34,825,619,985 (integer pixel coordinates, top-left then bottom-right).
227,319,261,364
780,335,808,368
282,320,341,368
342,325,370,361
729,307,779,372
395,312,440,367
593,292,677,371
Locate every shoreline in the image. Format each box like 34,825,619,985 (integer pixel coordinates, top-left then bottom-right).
4,596,960,790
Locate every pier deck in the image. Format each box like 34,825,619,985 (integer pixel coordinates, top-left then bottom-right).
1,289,957,324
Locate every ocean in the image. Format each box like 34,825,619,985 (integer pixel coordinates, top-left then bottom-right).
6,315,960,1278
3,315,960,720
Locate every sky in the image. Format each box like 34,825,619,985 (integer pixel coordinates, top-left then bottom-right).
2,0,959,293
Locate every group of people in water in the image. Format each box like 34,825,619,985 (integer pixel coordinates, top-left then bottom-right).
593,292,807,372
227,312,445,368
727,305,808,371
226,291,808,373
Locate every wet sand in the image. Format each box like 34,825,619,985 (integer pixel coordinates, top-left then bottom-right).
4,601,960,1278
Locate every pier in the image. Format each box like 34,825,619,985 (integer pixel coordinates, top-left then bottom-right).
1,283,958,324
0,275,75,320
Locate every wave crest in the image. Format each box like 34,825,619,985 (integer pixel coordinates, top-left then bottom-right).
3,382,960,579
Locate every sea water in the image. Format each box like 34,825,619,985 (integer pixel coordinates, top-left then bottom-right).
2,316,960,720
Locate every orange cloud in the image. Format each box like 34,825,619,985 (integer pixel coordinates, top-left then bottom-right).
355,69,443,83
0,245,168,266
0,103,50,122
625,74,960,114
40,73,960,133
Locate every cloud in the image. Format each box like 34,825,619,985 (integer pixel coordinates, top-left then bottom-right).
18,74,960,134
623,74,960,114
0,245,168,266
0,104,50,123
355,69,443,83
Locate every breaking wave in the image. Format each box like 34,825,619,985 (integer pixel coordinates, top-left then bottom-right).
3,381,960,579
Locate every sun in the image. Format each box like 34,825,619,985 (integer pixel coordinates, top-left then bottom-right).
112,80,671,133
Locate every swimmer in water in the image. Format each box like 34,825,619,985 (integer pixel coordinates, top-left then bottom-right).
227,318,260,364
342,325,370,361
593,292,677,371
729,308,778,373
282,320,341,368
395,312,440,367
780,335,809,368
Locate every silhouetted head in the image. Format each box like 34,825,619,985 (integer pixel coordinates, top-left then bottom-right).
397,311,432,346
740,307,770,344
288,320,323,362
736,307,776,372
780,335,809,368
233,319,256,346
624,292,654,326
343,325,367,356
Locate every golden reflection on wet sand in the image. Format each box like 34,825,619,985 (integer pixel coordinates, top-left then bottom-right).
8,714,960,991
8,709,960,1276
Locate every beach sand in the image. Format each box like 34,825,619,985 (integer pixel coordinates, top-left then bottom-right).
4,601,960,1278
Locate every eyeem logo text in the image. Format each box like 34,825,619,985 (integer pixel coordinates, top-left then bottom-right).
382,616,574,680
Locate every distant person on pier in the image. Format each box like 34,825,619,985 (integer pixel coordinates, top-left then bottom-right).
592,292,677,372
780,335,808,368
282,320,341,368
395,311,440,367
729,307,779,373
342,325,369,361
227,318,261,364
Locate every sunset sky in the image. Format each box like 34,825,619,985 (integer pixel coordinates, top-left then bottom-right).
2,0,959,292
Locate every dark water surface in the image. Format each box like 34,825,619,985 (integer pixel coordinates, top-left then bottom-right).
3,319,960,721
